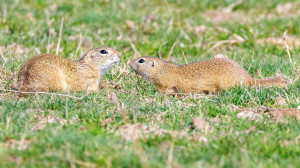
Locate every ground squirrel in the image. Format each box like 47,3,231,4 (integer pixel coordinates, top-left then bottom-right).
130,56,288,94
18,47,120,93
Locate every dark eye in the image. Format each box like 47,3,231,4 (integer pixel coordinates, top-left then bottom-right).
100,49,108,54
138,59,145,63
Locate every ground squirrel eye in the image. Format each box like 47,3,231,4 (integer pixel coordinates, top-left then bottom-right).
100,49,108,54
138,59,145,63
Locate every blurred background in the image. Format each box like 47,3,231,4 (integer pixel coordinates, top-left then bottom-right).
1,0,299,62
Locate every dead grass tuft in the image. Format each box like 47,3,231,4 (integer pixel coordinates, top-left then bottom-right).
206,2,300,25
276,2,300,17
0,137,31,151
191,117,210,132
280,134,300,146
206,10,250,24
185,21,206,36
116,123,190,141
275,97,287,106
270,108,300,122
236,106,273,121
237,109,264,121
208,34,245,51
256,36,300,49
101,118,113,127
214,54,228,59
235,126,256,136
205,0,247,24
192,132,208,144
116,123,167,141
29,110,77,131
236,105,300,122
1,44,33,61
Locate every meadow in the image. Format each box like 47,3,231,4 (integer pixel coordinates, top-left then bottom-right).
0,0,300,167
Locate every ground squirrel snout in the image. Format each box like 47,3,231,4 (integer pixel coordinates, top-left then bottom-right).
130,56,288,95
18,47,120,94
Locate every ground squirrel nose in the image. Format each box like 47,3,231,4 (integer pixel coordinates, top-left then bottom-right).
115,51,121,58
111,49,121,58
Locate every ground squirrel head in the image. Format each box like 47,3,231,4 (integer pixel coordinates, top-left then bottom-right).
80,47,120,75
129,56,167,80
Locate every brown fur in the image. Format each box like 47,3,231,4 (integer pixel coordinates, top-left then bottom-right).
130,56,288,94
17,47,120,94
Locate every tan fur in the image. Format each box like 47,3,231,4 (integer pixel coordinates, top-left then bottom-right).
18,47,120,94
130,56,288,94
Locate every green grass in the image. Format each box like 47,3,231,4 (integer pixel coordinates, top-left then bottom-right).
0,0,300,167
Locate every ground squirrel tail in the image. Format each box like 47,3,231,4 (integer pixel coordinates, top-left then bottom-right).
251,75,289,88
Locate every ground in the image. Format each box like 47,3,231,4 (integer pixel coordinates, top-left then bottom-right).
0,0,300,167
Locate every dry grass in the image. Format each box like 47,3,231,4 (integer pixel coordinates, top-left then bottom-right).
256,36,300,49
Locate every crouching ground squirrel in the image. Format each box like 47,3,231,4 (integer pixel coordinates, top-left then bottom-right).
130,56,288,94
18,47,120,93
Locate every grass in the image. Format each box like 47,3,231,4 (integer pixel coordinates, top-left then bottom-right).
0,0,300,167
